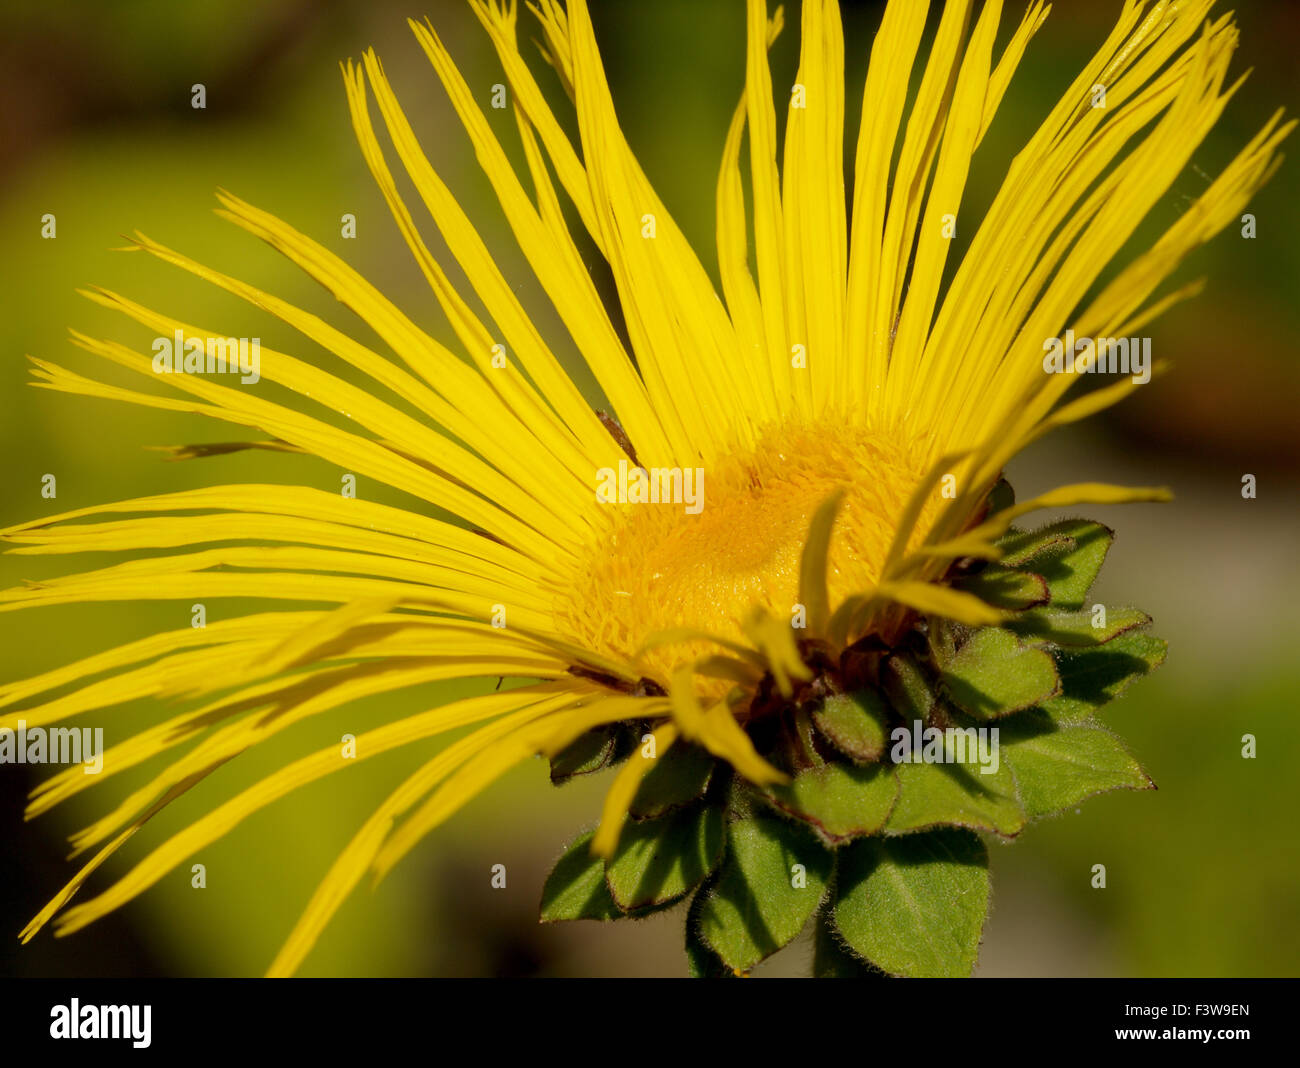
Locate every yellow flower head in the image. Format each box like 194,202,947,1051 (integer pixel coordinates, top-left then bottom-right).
3,0,1289,975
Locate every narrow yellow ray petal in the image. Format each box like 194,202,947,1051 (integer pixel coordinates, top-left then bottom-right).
638,628,766,668
895,535,1002,578
5,514,539,599
960,482,1175,546
1,545,551,617
549,5,761,451
371,694,669,883
34,638,563,821
270,693,632,975
63,656,565,851
977,1,1049,148
741,608,811,698
74,289,580,549
212,190,517,417
406,17,753,462
798,488,846,639
938,13,1247,442
49,686,582,937
880,449,971,578
846,0,928,410
5,640,275,737
265,793,395,977
21,778,205,945
827,588,879,650
119,233,590,510
696,702,787,787
258,597,399,675
2,483,534,579
470,0,605,252
745,0,792,413
589,720,678,859
1013,365,1170,456
263,688,593,978
347,56,613,476
408,15,677,465
715,7,785,424
690,655,764,687
564,0,735,460
50,333,568,559
663,669,785,786
875,580,1006,627
888,0,999,415
786,0,846,416
0,566,552,633
871,0,973,377
0,611,315,714
973,24,1246,450
666,666,708,738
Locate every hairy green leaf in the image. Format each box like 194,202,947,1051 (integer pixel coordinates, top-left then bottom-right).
1005,519,1113,609
605,805,725,910
549,728,616,785
1001,713,1153,819
881,653,935,719
764,762,899,844
813,689,890,763
833,830,990,977
813,909,882,977
941,627,1061,719
685,888,733,977
886,755,1025,837
998,523,1074,567
539,830,622,922
1039,632,1167,723
629,740,715,819
953,566,1049,610
697,816,833,971
1006,605,1150,647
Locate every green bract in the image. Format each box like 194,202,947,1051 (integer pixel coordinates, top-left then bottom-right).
540,507,1163,976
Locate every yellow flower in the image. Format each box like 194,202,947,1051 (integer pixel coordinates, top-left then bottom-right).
3,0,1289,976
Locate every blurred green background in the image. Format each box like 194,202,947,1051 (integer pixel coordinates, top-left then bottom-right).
1,0,1296,977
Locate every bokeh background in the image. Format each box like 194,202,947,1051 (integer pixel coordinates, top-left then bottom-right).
1,0,1296,977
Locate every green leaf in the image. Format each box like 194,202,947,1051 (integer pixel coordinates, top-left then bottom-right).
940,627,1061,719
696,816,833,971
539,831,623,922
881,653,935,720
549,727,616,784
629,740,715,819
685,888,733,977
997,523,1075,567
764,762,899,844
1039,632,1168,723
1001,713,1153,819
812,689,890,763
1006,605,1150,647
605,805,725,911
813,909,882,977
886,755,1025,837
953,566,1049,610
833,829,990,977
1009,519,1113,610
